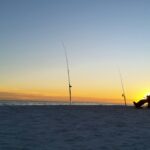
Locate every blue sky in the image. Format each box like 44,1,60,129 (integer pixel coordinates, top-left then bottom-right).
0,0,150,103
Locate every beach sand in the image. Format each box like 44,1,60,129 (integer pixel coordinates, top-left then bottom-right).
0,105,150,150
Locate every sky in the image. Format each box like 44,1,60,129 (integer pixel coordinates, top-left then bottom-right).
0,0,150,104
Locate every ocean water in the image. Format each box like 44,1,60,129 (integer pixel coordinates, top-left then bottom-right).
0,104,150,150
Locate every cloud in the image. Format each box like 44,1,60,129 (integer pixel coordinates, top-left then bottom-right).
0,91,64,101
0,91,123,104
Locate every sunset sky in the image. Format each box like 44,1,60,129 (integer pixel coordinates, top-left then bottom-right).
0,0,150,104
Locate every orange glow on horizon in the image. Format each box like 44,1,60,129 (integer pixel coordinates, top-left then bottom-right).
0,84,149,105
0,88,133,105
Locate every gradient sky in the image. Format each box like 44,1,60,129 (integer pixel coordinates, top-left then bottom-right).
0,0,150,104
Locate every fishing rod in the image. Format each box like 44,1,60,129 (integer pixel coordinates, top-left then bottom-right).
118,69,127,106
62,42,72,105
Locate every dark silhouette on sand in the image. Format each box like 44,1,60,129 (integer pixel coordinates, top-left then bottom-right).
133,95,150,108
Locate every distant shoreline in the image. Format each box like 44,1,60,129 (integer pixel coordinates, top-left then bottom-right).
0,100,132,106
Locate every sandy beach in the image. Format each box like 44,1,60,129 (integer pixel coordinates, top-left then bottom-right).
0,105,150,150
